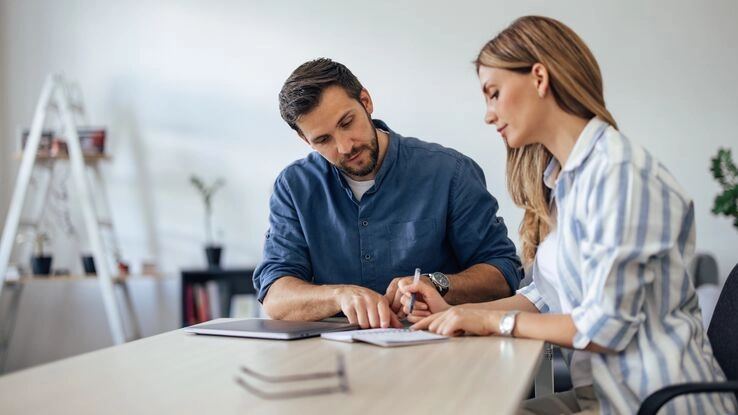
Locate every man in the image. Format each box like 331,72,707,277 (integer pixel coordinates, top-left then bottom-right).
253,58,522,328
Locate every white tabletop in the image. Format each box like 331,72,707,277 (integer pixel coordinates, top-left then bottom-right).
0,322,544,415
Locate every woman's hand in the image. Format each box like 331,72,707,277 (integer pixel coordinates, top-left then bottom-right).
411,306,504,337
397,277,451,322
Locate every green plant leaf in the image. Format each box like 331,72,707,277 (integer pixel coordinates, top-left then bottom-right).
711,148,738,231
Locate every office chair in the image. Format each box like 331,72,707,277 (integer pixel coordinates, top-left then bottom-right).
692,253,720,287
637,262,738,415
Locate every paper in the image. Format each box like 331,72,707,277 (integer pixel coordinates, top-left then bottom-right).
321,328,448,347
321,328,397,343
230,294,260,318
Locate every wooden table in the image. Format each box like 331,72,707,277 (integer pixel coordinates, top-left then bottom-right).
0,322,544,414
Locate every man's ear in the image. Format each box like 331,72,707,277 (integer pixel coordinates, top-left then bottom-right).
531,63,550,98
359,88,374,114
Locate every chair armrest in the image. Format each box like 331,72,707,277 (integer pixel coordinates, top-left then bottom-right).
637,380,738,415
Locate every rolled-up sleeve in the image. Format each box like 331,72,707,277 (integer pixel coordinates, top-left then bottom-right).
569,161,689,351
518,281,550,313
447,157,523,291
253,174,312,302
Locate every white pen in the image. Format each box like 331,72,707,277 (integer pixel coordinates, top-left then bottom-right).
408,268,421,314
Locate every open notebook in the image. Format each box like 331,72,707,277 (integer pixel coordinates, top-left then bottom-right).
321,328,448,347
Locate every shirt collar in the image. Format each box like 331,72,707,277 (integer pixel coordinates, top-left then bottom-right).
543,159,560,190
369,119,397,187
563,117,608,173
543,117,609,188
332,118,397,194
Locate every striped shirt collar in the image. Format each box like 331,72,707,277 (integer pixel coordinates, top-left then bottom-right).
543,117,609,189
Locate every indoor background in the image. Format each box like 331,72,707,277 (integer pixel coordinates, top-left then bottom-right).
1,0,736,371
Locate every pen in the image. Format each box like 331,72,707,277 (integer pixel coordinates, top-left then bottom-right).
408,268,421,314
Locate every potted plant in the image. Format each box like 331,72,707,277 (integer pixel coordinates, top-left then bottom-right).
81,253,96,274
30,231,53,275
710,148,738,230
190,175,226,267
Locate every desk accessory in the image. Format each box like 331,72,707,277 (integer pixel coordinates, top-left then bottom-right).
235,353,349,399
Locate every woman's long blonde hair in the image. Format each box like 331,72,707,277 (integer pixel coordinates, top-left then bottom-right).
475,16,618,267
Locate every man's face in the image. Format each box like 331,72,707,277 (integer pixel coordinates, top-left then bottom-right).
296,85,379,181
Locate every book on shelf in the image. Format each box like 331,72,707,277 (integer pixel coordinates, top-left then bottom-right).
205,280,222,320
185,284,196,326
195,284,210,323
183,277,260,325
185,283,212,325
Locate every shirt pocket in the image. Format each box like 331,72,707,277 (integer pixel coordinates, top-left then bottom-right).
388,219,437,271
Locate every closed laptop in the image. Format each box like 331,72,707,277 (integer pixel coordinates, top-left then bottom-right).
184,318,359,340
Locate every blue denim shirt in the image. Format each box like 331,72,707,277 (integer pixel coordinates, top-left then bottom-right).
253,120,522,301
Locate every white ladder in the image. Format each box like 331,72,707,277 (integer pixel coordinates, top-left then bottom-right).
0,74,140,356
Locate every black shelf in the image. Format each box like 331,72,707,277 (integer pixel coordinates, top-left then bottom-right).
180,267,256,327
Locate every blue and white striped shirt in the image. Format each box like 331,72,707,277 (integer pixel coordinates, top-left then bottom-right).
519,118,736,414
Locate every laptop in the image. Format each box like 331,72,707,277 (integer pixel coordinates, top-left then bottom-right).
184,318,360,340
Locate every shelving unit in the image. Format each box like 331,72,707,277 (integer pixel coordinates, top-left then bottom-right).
0,75,141,370
180,268,255,327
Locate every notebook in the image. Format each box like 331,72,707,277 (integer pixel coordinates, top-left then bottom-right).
184,318,359,340
321,328,449,347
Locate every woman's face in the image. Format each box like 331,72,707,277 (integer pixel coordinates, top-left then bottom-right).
478,65,546,148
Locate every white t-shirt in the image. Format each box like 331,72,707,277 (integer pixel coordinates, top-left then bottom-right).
532,228,593,388
343,175,375,201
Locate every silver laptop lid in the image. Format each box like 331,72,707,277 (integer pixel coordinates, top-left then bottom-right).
184,318,359,340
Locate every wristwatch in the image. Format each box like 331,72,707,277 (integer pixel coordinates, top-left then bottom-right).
499,310,521,337
427,272,450,297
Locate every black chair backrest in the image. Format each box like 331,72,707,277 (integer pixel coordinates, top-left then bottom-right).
693,253,719,287
706,262,738,381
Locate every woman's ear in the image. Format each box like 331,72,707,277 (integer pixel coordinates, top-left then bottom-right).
531,63,549,98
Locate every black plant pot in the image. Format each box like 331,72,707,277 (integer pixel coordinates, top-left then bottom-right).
205,245,223,268
82,255,96,274
31,255,53,276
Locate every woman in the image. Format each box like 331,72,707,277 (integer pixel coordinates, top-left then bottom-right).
400,16,736,414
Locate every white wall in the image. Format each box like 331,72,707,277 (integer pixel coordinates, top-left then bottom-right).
2,0,737,276
1,0,737,368
0,0,8,230
3,0,736,277
0,277,179,373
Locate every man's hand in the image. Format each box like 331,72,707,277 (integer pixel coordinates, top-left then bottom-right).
337,285,402,329
397,277,451,322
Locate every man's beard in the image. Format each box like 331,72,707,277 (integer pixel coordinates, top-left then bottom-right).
337,112,378,178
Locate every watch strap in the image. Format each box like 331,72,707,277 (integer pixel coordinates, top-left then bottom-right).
499,310,521,337
428,272,449,297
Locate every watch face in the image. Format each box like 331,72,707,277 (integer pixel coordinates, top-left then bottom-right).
500,311,520,336
431,272,449,288
502,315,515,333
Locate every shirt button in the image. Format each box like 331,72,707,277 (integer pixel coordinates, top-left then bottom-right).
361,220,368,227
364,254,371,260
